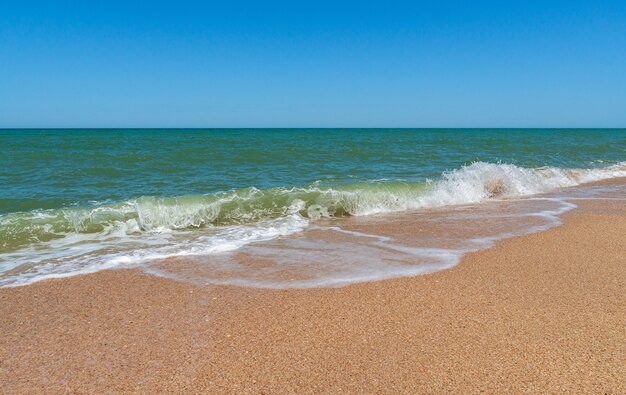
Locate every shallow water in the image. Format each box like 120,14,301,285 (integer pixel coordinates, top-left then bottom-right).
1,129,625,287
143,181,625,288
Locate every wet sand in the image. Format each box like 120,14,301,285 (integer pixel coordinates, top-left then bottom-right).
1,192,625,393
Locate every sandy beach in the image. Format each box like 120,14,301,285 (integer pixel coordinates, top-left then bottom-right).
1,185,625,393
4,2,626,392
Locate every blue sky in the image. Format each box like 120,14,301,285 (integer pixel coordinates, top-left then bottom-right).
1,1,625,128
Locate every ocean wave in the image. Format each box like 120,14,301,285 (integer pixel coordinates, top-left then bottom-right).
1,161,625,254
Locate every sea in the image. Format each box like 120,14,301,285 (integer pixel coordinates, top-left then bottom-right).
1,129,625,287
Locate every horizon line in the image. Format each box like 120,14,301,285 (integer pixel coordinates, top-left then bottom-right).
2,127,625,130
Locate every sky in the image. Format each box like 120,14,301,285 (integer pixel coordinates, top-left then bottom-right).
1,1,625,128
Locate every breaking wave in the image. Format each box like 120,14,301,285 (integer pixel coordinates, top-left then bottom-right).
1,161,625,287
2,161,625,254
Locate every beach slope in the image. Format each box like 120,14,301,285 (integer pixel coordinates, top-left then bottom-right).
1,197,625,393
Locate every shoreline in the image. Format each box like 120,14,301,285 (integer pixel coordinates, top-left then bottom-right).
1,184,625,392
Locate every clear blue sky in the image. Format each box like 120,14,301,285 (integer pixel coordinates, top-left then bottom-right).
1,1,625,128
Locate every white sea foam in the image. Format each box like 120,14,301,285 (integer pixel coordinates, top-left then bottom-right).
0,161,624,287
418,161,626,207
146,197,578,289
0,214,308,287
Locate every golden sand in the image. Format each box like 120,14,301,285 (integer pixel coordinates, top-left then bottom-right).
1,192,625,393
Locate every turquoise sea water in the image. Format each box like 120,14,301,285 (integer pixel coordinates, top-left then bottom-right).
2,129,625,214
1,129,625,286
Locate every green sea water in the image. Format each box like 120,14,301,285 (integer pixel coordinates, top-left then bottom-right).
0,129,625,287
2,129,624,213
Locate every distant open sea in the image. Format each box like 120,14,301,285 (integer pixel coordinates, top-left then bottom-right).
1,129,625,287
